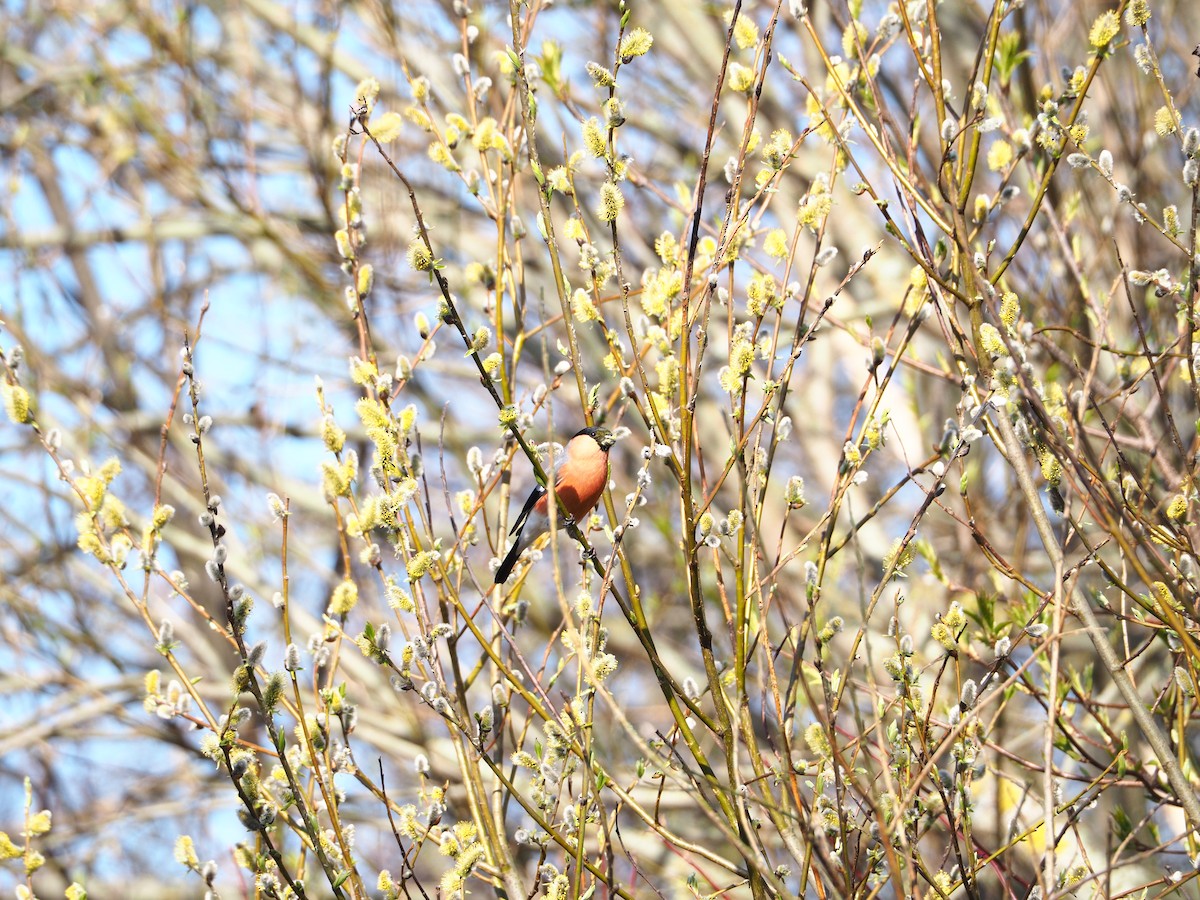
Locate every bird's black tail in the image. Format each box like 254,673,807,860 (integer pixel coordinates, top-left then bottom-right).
494,538,525,585
494,484,546,584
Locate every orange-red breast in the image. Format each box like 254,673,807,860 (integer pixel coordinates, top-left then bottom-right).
494,426,615,585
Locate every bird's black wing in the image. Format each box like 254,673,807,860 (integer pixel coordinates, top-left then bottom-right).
495,483,548,585
509,483,547,535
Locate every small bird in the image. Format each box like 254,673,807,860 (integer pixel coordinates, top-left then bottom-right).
494,426,616,585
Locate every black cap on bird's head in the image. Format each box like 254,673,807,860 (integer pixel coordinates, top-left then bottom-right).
574,425,616,451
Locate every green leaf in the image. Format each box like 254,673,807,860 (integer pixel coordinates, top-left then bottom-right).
1112,805,1133,839
538,41,563,93
994,32,1033,87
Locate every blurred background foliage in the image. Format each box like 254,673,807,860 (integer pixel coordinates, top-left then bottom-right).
2,0,1200,897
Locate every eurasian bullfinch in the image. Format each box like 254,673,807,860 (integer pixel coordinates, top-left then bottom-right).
494,426,616,585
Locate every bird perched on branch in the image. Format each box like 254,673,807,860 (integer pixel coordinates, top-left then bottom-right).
494,426,616,585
